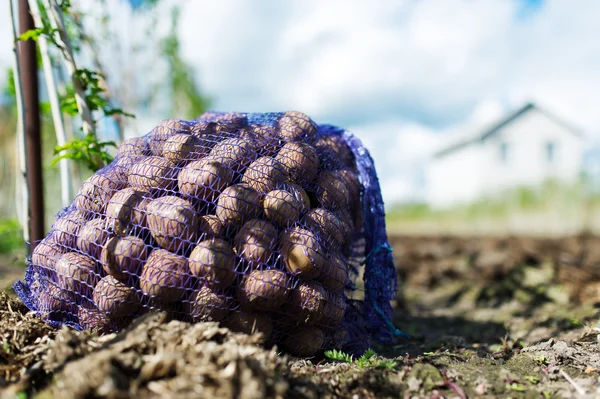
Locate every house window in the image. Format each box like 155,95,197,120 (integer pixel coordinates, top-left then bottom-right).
499,142,509,163
546,142,555,162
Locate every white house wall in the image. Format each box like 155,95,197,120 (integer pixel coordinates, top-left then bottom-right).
427,107,582,208
427,145,484,207
478,108,582,195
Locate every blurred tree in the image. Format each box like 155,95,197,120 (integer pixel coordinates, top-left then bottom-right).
161,6,211,119
122,0,212,120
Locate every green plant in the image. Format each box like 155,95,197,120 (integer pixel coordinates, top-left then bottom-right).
356,348,376,368
505,382,525,392
324,349,353,363
535,354,549,366
16,0,134,172
0,219,24,254
524,375,539,384
376,359,399,369
51,132,116,172
324,348,397,370
159,5,211,119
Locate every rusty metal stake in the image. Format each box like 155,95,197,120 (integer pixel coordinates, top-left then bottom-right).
19,0,45,250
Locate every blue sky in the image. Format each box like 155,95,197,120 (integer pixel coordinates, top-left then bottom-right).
1,0,600,205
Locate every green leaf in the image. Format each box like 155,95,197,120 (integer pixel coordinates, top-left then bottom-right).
52,135,116,172
506,383,525,392
324,349,353,364
376,360,398,370
524,376,540,384
359,348,376,362
103,107,135,118
17,28,44,42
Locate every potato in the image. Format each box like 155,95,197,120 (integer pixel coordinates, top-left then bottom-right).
303,208,346,247
314,135,355,170
282,326,325,357
198,215,226,239
289,280,328,325
118,136,150,157
184,286,232,322
317,253,348,294
199,111,247,126
178,158,234,201
280,227,324,280
240,124,281,157
238,269,290,311
93,275,140,318
335,209,355,242
277,111,317,143
330,326,350,350
74,171,128,214
313,170,350,210
146,196,199,253
101,235,148,282
224,312,273,340
55,252,100,297
190,120,217,138
285,183,311,209
31,235,66,271
35,282,76,320
148,119,192,155
189,238,236,289
140,249,190,302
105,188,149,236
128,156,177,191
77,305,114,333
211,112,248,137
51,209,89,248
337,169,361,201
160,133,207,164
320,293,346,326
264,189,304,227
234,219,278,266
275,142,319,185
215,184,262,227
241,156,287,193
337,169,362,227
199,112,247,137
113,153,146,178
208,137,258,173
77,218,112,259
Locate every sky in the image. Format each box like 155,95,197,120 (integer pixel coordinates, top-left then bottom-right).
2,0,600,206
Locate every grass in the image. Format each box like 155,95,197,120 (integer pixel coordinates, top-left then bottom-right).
0,219,24,254
385,179,600,235
324,348,398,370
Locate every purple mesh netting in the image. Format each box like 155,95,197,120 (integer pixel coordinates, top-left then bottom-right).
13,111,401,356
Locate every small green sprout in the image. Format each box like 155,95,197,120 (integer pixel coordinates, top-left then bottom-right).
324,349,353,364
324,348,397,370
524,375,540,384
506,382,525,392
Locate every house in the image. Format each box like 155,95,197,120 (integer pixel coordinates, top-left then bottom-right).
427,103,583,208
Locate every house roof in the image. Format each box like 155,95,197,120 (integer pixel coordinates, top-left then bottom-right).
433,102,583,159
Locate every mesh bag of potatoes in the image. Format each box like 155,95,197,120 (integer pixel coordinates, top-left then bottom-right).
14,111,399,356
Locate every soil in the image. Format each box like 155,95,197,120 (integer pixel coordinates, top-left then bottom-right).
2,235,600,398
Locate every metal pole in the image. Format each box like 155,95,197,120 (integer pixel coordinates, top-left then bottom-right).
28,0,73,208
18,0,45,248
9,0,30,253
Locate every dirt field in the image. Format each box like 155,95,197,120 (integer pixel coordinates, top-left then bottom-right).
2,235,600,398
